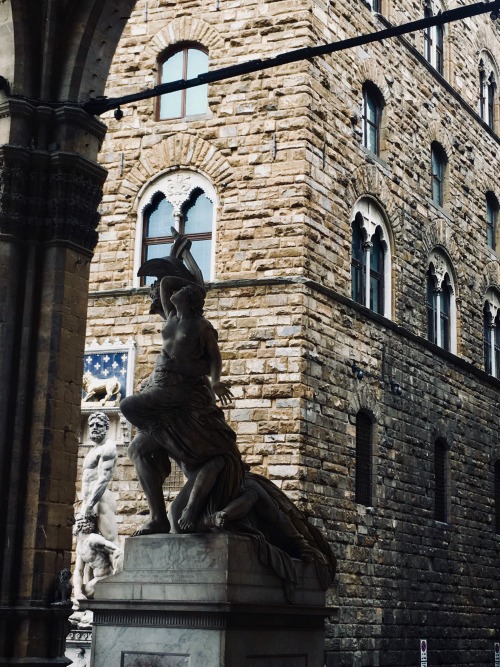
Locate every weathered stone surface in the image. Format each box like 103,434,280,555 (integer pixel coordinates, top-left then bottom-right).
88,534,331,667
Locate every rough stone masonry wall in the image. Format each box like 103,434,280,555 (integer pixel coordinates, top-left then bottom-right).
297,280,500,666
84,0,500,664
302,3,500,366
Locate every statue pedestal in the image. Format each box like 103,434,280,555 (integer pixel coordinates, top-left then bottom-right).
86,533,335,667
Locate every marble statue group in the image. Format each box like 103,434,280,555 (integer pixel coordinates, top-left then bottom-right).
72,412,122,611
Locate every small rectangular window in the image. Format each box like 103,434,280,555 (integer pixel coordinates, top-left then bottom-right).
486,194,498,250
355,412,372,506
434,440,447,522
362,87,381,156
431,144,446,207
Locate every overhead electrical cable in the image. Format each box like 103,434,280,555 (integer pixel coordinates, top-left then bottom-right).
83,1,500,116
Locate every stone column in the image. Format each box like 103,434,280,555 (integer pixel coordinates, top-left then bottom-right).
0,96,107,665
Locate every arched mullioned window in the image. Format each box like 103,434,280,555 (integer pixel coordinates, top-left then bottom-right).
350,198,392,319
486,192,499,250
434,438,448,522
362,82,384,156
483,289,500,377
479,52,498,130
355,411,373,506
431,142,447,207
158,45,208,119
426,250,457,353
424,1,444,75
134,170,217,286
351,215,366,306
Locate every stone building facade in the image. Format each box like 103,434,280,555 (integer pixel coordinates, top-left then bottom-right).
83,0,500,664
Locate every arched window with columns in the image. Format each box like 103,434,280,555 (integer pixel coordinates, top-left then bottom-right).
350,198,392,319
479,52,498,130
426,250,457,353
483,288,500,377
134,170,217,286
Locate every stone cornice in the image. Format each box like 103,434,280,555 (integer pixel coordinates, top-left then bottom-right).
89,276,500,389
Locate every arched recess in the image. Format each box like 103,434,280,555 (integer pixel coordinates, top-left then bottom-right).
430,419,454,448
474,27,500,77
358,60,396,104
424,122,454,160
477,262,500,298
114,134,235,283
483,286,500,376
421,216,464,285
7,0,139,101
477,49,499,129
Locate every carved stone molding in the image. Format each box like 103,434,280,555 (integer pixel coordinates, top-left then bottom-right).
429,251,448,287
0,145,106,250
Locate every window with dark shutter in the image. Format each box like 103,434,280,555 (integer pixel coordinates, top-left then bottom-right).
495,461,500,535
434,439,447,522
355,412,372,506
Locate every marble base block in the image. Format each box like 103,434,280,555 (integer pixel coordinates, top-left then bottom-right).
86,533,335,667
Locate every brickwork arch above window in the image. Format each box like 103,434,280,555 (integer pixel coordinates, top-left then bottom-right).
427,249,457,353
145,16,224,64
350,197,392,319
134,170,218,287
